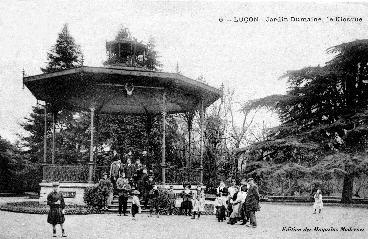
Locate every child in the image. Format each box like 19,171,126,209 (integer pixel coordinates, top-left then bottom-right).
131,190,141,220
148,185,160,218
192,186,205,219
47,182,67,237
181,184,193,216
313,189,323,214
168,185,177,215
214,192,227,222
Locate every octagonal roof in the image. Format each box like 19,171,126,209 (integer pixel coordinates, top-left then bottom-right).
23,66,222,114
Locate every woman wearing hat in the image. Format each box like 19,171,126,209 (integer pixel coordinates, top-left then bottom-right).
47,182,67,237
180,184,193,216
131,190,141,220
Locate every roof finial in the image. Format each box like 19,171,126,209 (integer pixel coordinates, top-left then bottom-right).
22,68,25,89
176,61,180,74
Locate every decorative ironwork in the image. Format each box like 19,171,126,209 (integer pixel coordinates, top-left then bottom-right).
165,167,201,185
43,165,89,183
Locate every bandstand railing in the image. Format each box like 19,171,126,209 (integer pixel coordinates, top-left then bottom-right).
165,167,201,185
43,165,89,183
43,165,111,183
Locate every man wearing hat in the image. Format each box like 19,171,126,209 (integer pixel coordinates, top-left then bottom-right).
47,182,67,237
98,172,113,210
244,178,260,228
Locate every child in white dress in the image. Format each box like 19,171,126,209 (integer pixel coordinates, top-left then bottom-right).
131,190,141,220
313,189,323,214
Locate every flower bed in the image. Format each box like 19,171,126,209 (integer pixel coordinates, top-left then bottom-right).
0,201,93,215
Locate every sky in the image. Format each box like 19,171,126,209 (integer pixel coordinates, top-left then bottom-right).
0,0,367,142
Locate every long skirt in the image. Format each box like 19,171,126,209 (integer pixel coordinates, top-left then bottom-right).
216,206,226,221
230,203,241,218
132,204,139,216
47,207,65,225
193,199,205,212
181,200,192,210
313,201,323,210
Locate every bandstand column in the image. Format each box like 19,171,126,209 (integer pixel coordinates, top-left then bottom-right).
161,93,167,184
88,107,95,183
42,104,47,182
51,111,56,164
199,99,205,184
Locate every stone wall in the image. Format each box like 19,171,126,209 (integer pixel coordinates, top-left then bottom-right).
39,182,95,206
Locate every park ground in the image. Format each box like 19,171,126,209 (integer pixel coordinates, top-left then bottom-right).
0,197,367,239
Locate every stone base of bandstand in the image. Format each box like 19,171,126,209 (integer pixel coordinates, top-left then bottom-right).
39,182,95,206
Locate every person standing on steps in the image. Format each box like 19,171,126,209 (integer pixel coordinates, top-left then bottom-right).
110,150,121,193
116,176,131,216
313,188,323,214
98,172,113,210
47,182,67,238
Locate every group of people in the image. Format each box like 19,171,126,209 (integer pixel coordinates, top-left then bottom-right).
97,150,156,212
179,184,207,219
213,178,260,228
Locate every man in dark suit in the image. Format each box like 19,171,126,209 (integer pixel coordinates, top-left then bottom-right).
244,178,260,228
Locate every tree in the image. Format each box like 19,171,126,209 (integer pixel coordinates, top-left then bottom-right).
246,40,368,202
0,136,18,191
41,24,83,73
22,24,84,164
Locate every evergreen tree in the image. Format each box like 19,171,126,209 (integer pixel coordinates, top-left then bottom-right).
22,23,84,163
247,40,368,202
41,24,83,73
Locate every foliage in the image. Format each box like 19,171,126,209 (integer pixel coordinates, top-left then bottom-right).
103,25,162,70
0,136,19,191
0,201,91,214
41,24,83,73
83,186,105,212
245,39,368,202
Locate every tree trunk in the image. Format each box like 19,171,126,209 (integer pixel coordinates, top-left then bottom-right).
341,174,354,203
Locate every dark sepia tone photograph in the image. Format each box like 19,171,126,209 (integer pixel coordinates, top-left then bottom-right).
0,0,367,238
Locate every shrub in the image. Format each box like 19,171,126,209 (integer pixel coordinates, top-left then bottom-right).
0,201,90,214
83,186,105,212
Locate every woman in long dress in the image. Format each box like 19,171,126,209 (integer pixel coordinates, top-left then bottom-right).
47,182,66,237
229,186,247,224
313,189,323,214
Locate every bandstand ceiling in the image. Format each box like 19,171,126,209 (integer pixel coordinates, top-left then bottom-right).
23,66,222,114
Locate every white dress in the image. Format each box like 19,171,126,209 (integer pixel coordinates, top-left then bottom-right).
192,191,205,212
230,191,247,218
313,194,323,210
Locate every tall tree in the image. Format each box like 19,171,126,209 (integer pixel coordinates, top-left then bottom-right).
41,24,83,73
246,40,368,202
22,24,84,163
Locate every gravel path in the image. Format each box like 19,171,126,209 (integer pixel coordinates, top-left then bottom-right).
1,202,367,239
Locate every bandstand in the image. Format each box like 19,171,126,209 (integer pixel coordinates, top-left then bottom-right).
23,38,222,205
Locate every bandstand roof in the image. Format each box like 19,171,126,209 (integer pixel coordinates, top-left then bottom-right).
23,66,222,114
